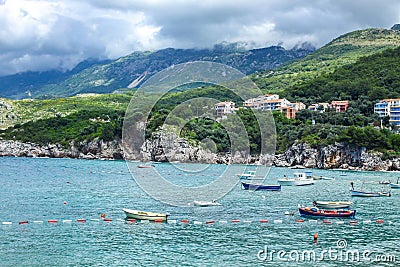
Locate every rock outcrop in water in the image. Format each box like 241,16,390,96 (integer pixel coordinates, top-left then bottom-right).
1,136,400,171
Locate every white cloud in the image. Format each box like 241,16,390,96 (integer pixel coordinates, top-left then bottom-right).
0,0,399,75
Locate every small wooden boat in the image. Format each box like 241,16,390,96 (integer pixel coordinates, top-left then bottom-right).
390,178,400,189
350,190,391,197
242,182,281,191
137,165,153,168
313,201,352,209
277,172,314,186
122,208,168,221
299,207,356,218
193,200,222,207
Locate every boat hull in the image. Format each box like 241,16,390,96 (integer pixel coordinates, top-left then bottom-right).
242,182,281,191
278,179,314,186
350,190,391,197
193,201,222,207
299,207,356,218
122,208,168,221
390,183,400,189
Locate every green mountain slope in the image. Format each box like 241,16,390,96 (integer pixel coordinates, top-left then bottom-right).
0,44,313,100
254,28,400,93
285,46,400,103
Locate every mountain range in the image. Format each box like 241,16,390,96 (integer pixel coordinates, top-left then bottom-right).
0,43,314,99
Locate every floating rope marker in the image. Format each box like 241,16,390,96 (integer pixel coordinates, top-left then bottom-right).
2,222,12,225
274,219,283,224
62,220,72,223
309,220,318,224
376,219,384,224
19,220,28,225
336,221,345,225
260,219,269,223
205,220,215,224
231,219,241,223
219,220,228,224
349,220,358,225
103,218,112,222
295,219,305,223
194,221,202,225
33,221,43,224
48,220,58,223
168,220,177,224
90,219,100,222
323,220,332,225
243,220,252,223
154,219,164,223
363,220,372,224
180,219,190,224
77,219,86,223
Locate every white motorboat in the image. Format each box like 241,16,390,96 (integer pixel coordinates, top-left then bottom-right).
277,172,315,186
122,208,168,221
193,200,222,207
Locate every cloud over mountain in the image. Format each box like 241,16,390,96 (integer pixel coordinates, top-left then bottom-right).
0,0,399,75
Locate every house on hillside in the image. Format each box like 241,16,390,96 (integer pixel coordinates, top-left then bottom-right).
215,101,236,116
374,98,400,127
330,100,349,112
308,103,330,113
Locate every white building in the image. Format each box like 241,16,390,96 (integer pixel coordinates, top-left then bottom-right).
215,101,236,116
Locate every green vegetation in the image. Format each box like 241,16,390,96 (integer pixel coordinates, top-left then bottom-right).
1,28,400,157
253,28,400,94
285,47,400,102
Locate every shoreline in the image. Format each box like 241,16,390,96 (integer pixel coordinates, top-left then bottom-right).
2,138,400,172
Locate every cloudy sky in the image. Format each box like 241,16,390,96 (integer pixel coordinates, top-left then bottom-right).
0,0,399,76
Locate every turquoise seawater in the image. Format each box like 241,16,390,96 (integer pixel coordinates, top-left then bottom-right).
0,157,399,266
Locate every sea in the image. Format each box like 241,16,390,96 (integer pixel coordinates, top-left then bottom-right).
0,156,398,266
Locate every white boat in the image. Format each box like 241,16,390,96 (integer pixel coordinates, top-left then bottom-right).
289,165,306,169
237,170,256,180
390,178,400,189
122,208,168,221
321,176,335,180
277,172,315,186
193,200,222,207
313,201,353,209
350,190,391,197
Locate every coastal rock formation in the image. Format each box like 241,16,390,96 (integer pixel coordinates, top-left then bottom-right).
1,136,400,171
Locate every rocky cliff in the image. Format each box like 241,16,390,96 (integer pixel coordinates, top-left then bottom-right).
1,136,400,171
